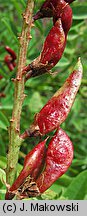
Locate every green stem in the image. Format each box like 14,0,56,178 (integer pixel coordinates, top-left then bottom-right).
6,0,34,186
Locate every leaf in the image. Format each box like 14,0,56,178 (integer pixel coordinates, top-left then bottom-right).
0,156,22,175
68,33,78,41
0,111,9,130
0,189,6,200
20,0,26,7
1,18,18,43
35,20,44,34
64,47,75,55
0,105,13,110
72,158,87,167
0,63,8,78
10,0,23,17
55,57,70,68
62,170,87,200
28,91,43,113
0,168,6,185
55,174,72,187
71,20,85,30
72,5,87,20
0,156,7,170
41,189,58,200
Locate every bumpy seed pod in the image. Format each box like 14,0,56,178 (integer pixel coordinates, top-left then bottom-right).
23,1,72,79
53,1,72,33
5,46,16,60
24,18,66,79
11,128,73,199
0,76,5,98
0,93,5,98
33,0,75,21
4,55,16,71
0,75,3,80
36,127,73,194
21,58,83,138
5,139,47,200
40,18,66,67
4,46,16,71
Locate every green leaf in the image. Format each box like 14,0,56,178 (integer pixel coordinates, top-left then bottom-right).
55,57,70,68
0,63,8,78
0,156,22,175
35,20,44,34
72,5,87,20
20,0,26,7
0,168,6,185
56,174,72,187
68,33,78,41
41,189,58,200
1,18,18,43
0,189,6,200
28,91,43,113
0,111,9,130
10,0,22,17
72,158,87,167
0,156,7,170
62,170,87,200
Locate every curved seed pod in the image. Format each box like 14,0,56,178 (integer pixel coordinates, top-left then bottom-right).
33,0,75,21
4,55,15,71
53,1,72,34
36,127,73,193
5,46,16,60
40,18,65,67
23,58,83,137
0,76,5,97
0,93,5,98
24,1,72,79
5,139,47,200
24,18,66,79
0,75,3,80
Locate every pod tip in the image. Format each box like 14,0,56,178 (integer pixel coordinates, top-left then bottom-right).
74,57,83,74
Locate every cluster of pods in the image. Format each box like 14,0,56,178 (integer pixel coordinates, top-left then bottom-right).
5,0,83,200
23,0,74,79
0,75,5,98
5,58,83,199
0,46,16,98
4,46,16,72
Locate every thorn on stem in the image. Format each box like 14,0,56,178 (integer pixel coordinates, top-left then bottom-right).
16,76,22,81
15,128,20,134
23,12,26,19
31,23,35,27
23,94,27,99
18,36,22,41
29,35,32,39
10,118,14,122
11,78,16,82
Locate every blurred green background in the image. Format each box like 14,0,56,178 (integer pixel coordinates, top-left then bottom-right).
0,0,87,200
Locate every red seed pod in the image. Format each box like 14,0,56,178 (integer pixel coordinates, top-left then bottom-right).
53,1,72,34
5,46,16,60
4,55,16,71
40,19,65,66
24,1,72,79
33,0,75,21
25,58,82,137
0,75,3,80
24,18,66,79
36,127,73,193
33,0,57,21
0,93,6,98
5,139,47,200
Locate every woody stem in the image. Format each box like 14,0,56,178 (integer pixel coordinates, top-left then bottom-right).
6,0,34,186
